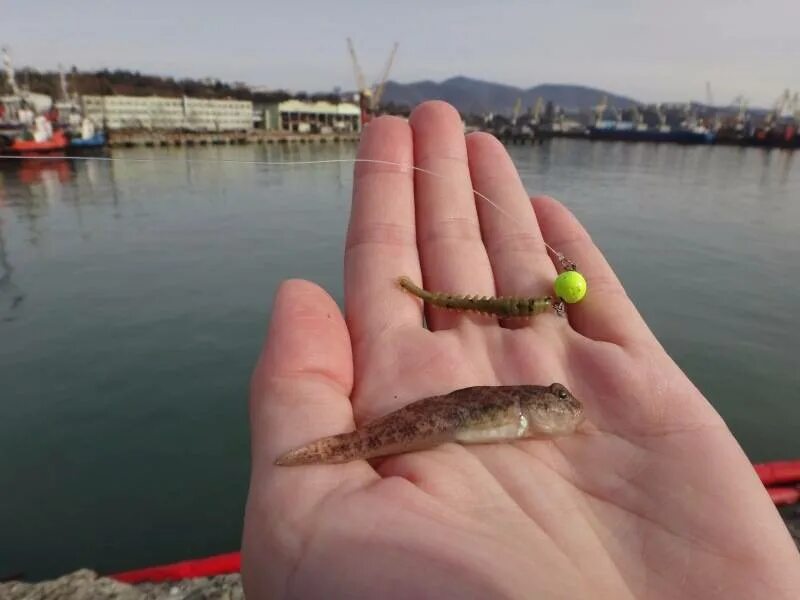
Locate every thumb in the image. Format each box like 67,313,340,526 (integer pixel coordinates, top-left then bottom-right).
248,278,356,472
243,279,370,599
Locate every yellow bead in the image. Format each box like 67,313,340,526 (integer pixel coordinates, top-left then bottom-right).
554,271,587,304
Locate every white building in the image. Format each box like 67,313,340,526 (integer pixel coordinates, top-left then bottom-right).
81,95,253,131
259,100,361,133
182,97,252,131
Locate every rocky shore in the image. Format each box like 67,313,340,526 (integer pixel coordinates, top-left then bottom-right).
0,570,243,600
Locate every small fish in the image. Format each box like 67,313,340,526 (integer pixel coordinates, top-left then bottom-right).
275,383,583,466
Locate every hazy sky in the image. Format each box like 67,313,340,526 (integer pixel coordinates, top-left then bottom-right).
3,0,797,107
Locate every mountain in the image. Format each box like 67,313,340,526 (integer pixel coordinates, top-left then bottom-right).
380,76,640,115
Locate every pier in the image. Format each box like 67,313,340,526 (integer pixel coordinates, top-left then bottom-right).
106,130,360,148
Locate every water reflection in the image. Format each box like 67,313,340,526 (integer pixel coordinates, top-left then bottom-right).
0,213,24,321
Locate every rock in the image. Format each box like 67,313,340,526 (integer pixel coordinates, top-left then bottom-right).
0,571,243,600
0,569,142,600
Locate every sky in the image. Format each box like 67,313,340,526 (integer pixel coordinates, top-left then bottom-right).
2,0,798,108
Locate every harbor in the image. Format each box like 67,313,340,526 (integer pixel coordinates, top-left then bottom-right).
1,139,798,582
2,44,799,154
2,10,800,594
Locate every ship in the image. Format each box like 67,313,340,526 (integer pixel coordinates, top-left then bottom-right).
587,99,714,144
587,120,714,144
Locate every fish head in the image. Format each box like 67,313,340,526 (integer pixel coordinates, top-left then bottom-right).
521,383,584,437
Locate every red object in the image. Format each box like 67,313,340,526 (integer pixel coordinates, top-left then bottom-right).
8,130,68,154
17,159,71,185
767,486,800,506
110,552,241,584
754,460,800,486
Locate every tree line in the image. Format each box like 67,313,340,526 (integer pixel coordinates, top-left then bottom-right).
0,67,346,105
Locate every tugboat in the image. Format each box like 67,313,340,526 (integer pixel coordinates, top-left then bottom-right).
0,47,68,155
67,113,106,150
2,114,68,155
57,68,106,150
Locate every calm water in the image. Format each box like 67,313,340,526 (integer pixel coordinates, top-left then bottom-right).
1,141,798,579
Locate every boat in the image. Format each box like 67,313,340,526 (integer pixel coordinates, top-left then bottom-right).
67,116,107,150
68,130,106,149
3,129,68,155
587,120,714,144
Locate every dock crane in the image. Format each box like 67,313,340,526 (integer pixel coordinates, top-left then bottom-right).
58,63,78,105
705,81,720,130
346,38,399,124
2,47,21,96
764,89,791,128
530,96,544,124
511,97,522,125
655,104,669,131
729,95,749,131
593,95,608,125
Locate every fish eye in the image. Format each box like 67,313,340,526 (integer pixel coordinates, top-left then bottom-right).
557,389,568,399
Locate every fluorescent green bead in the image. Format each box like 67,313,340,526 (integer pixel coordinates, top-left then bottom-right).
554,271,587,304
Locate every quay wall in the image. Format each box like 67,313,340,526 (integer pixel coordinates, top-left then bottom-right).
106,130,360,148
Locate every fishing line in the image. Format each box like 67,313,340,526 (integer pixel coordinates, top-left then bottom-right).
0,153,565,259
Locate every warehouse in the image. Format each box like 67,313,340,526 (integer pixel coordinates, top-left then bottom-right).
81,95,253,131
258,100,361,133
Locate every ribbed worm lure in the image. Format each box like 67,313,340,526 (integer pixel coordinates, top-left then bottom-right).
399,250,588,319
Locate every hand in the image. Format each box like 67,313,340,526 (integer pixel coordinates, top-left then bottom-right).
242,102,800,599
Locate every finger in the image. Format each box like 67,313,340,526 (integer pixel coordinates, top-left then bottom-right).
345,115,422,350
466,132,559,328
532,196,656,347
248,279,373,486
409,101,495,330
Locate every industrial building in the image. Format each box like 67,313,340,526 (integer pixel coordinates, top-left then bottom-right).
257,100,361,133
80,95,253,131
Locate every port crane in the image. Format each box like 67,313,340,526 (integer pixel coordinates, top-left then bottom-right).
58,63,78,105
764,89,791,128
593,95,608,125
705,81,721,130
2,46,21,96
655,104,669,131
346,38,399,123
511,97,522,125
729,95,749,131
530,97,544,124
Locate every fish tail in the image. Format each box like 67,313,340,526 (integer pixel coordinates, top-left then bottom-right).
274,431,365,466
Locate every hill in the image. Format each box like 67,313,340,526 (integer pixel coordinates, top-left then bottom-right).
381,76,640,115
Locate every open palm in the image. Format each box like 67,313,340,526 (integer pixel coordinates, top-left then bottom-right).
242,102,799,599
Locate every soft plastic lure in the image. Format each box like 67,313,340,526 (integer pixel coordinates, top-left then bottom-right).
275,383,584,466
397,275,564,317
397,250,587,318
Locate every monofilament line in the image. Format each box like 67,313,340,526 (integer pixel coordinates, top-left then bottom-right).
0,154,562,257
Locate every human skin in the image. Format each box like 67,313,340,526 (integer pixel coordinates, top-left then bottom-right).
242,101,800,599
